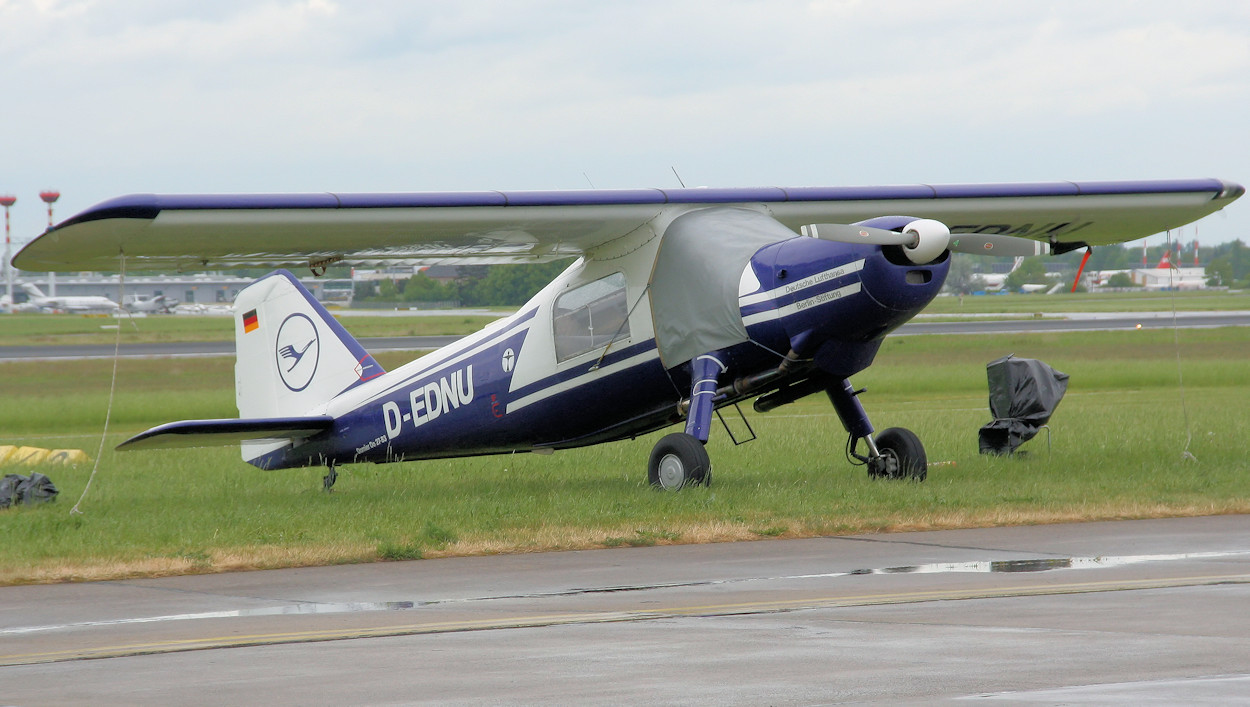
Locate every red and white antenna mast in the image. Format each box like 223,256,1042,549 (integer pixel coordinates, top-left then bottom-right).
1,195,15,314
39,190,60,296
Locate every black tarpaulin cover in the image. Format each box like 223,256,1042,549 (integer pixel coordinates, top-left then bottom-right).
978,355,1069,455
0,473,59,509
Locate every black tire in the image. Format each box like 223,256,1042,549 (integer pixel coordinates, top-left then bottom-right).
648,433,711,490
872,427,927,481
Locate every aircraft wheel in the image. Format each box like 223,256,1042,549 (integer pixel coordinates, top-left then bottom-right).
871,427,927,481
648,433,711,490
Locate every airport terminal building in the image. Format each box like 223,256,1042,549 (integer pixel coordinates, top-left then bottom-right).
8,273,354,307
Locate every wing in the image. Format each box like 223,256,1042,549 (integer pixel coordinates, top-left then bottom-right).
14,179,1242,272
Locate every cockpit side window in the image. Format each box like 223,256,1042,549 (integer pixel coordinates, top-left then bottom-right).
552,272,630,362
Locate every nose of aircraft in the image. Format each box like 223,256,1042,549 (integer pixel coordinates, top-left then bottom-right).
753,236,950,358
858,245,950,313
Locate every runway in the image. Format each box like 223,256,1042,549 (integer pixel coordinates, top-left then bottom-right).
3,515,1249,704
2,311,1248,361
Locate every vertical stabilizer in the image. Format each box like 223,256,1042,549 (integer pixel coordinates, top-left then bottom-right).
233,270,384,459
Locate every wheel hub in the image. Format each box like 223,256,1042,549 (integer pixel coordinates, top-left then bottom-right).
656,453,686,489
869,449,901,479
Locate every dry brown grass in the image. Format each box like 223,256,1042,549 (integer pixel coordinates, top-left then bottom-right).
12,504,1249,586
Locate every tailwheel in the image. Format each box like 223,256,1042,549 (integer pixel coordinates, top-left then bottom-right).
322,463,338,492
648,432,712,490
868,427,927,481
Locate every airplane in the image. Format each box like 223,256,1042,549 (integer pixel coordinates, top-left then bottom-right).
12,179,1243,490
19,282,120,314
969,256,1024,292
123,293,178,314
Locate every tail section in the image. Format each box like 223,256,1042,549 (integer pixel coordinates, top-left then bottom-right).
234,270,384,459
112,271,380,464
21,283,46,299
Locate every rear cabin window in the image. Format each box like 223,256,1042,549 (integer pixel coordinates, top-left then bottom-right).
552,273,631,362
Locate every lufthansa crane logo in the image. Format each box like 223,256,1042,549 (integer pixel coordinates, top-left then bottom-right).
275,313,320,392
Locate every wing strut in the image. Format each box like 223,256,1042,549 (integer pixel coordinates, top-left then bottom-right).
1071,248,1093,292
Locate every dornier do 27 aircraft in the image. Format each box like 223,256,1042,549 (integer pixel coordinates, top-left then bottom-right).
14,179,1244,490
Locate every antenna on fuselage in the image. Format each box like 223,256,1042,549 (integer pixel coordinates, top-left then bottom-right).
671,166,687,188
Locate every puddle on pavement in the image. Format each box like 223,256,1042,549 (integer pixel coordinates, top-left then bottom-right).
5,551,1244,635
794,550,1245,581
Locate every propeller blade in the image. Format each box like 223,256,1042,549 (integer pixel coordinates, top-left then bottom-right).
800,223,913,246
948,234,1051,257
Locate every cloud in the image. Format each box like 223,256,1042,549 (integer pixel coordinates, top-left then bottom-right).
0,1,1246,242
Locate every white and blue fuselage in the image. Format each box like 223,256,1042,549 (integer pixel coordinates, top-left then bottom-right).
254,229,949,470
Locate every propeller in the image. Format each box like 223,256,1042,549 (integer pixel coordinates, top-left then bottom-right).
801,220,948,264
802,219,1052,263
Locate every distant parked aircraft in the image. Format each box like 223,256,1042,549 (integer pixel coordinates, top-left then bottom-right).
20,283,119,314
123,293,178,314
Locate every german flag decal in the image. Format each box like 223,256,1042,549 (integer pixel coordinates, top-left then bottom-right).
243,309,259,333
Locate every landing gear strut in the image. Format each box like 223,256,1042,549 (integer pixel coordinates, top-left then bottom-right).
827,378,927,481
323,463,338,491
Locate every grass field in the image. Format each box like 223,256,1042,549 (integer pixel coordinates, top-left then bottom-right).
2,310,1247,585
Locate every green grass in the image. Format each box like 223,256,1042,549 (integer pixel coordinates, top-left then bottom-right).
924,288,1250,314
2,324,1248,585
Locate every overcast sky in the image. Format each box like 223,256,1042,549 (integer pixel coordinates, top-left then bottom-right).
2,0,1247,254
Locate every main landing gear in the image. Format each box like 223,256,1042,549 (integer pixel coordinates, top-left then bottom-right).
648,353,723,490
648,432,711,490
829,379,927,481
649,356,927,488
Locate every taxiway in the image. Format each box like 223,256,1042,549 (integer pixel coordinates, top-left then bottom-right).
2,515,1248,704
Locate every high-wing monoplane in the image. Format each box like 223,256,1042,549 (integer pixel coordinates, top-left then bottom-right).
13,179,1243,489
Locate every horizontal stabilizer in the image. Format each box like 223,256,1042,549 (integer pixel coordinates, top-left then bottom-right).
116,416,334,451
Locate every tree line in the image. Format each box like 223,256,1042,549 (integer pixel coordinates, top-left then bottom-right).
356,259,576,307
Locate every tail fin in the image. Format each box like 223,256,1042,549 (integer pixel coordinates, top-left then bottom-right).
234,270,384,423
22,283,46,298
